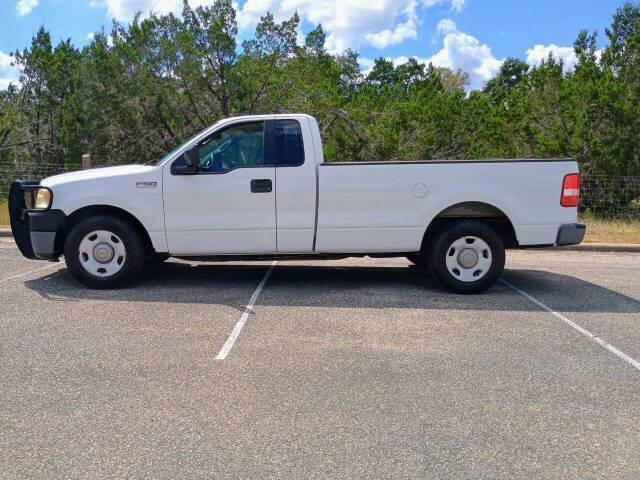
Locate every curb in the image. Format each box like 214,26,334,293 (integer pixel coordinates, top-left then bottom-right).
555,243,640,253
1,228,638,252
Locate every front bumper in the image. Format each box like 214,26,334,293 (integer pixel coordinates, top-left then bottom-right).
29,210,66,259
556,223,586,246
9,180,66,260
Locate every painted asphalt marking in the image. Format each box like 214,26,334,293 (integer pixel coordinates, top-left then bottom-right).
0,263,60,284
215,261,277,360
501,278,640,372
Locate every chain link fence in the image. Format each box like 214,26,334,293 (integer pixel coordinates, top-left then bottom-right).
1,163,639,224
0,161,82,225
579,174,640,220
0,161,82,199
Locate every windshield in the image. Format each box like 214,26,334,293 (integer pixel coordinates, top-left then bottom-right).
146,122,221,166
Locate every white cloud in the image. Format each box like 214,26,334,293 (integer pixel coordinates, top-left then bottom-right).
359,57,376,76
525,44,577,72
100,0,213,22
0,51,21,90
97,0,467,52
360,21,503,91
436,18,456,35
363,37,593,92
237,0,424,52
426,21,503,90
87,32,95,40
595,48,604,62
450,0,466,13
16,0,38,16
420,0,464,10
364,1,420,48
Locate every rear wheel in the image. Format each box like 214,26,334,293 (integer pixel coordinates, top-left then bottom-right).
427,221,505,294
64,215,146,289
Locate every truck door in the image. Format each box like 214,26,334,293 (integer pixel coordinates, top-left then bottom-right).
162,120,277,255
272,118,317,253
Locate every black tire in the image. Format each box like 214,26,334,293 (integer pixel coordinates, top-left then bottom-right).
407,253,429,267
147,253,170,264
64,215,146,289
426,221,505,294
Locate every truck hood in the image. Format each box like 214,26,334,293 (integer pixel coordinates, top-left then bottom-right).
41,164,158,187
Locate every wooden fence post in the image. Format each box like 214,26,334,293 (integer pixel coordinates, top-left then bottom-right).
82,154,91,170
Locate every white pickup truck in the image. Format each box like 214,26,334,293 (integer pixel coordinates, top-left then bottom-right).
10,113,585,293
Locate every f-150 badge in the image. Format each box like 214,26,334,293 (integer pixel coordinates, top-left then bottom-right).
136,182,158,188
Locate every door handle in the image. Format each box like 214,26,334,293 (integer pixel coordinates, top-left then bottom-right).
250,179,272,193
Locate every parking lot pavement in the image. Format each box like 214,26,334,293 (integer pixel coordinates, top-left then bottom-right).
1,242,639,479
0,238,60,282
504,250,640,361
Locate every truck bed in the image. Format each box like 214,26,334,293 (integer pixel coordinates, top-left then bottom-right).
314,159,579,253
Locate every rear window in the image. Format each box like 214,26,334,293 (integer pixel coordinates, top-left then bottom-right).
274,120,304,166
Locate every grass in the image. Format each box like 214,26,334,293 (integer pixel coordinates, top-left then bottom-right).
0,200,8,228
0,199,638,244
580,215,640,244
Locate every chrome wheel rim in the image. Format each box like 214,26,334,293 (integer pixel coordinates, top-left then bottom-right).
78,230,126,277
445,236,492,283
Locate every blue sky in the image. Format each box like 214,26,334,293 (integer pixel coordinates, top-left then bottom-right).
0,0,629,90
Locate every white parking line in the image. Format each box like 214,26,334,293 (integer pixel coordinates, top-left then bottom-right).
215,261,277,360
501,278,640,372
0,263,60,284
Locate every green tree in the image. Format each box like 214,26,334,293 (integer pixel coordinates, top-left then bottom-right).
482,57,529,105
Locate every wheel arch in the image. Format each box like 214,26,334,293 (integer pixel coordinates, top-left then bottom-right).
420,201,518,251
54,205,155,258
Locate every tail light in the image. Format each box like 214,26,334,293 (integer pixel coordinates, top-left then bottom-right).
561,173,580,207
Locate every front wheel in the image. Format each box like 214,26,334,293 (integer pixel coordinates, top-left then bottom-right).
407,253,429,267
64,215,146,289
427,221,505,294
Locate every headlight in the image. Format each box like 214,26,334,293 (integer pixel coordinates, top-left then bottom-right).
34,188,52,209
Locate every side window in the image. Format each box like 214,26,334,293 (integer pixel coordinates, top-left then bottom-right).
197,121,265,173
274,120,304,166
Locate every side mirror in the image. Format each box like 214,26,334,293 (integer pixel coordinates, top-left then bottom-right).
174,145,199,175
184,145,199,168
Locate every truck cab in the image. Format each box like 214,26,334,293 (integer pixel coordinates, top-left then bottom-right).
162,114,321,255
